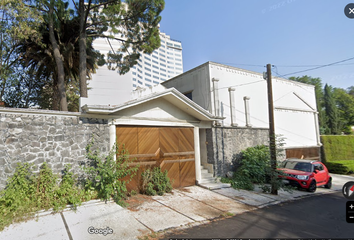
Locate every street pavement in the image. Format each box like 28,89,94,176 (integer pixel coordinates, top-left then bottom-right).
0,174,352,240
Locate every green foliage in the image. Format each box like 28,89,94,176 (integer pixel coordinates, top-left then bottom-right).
290,77,354,135
141,167,172,196
328,160,354,174
0,162,87,231
324,84,340,135
230,145,270,191
325,162,350,174
228,145,291,193
83,140,138,205
333,88,354,134
321,135,354,162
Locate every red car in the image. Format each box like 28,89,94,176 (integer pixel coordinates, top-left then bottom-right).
278,159,332,192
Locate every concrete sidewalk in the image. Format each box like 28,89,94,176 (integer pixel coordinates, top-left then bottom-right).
0,174,351,240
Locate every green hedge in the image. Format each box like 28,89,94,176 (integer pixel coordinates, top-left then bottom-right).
321,135,354,162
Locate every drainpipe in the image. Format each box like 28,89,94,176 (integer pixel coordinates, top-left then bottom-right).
228,87,237,126
243,96,251,127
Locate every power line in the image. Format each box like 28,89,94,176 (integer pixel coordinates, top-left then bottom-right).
281,56,354,76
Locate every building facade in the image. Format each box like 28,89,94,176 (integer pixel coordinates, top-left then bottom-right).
162,62,321,176
131,32,183,88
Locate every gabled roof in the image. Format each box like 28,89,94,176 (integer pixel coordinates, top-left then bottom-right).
81,87,223,122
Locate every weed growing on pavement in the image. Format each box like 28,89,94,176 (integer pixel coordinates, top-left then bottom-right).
0,162,88,231
83,139,138,205
141,167,173,196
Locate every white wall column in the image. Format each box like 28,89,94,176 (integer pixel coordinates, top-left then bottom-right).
243,96,251,127
228,87,237,126
109,120,116,159
314,112,321,146
194,126,201,183
212,78,220,117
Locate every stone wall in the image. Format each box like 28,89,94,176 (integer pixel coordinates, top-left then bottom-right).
206,127,269,177
0,109,110,190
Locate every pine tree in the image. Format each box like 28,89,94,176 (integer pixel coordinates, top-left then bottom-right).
324,84,339,135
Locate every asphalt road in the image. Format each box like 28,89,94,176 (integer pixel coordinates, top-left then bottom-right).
162,191,353,239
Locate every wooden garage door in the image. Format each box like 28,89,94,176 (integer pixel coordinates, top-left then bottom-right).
116,126,195,191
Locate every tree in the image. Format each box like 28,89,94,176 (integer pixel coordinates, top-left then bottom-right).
73,0,165,97
11,13,102,110
289,76,327,133
1,0,70,110
2,0,104,110
333,88,354,134
0,7,17,101
324,84,339,135
348,86,354,98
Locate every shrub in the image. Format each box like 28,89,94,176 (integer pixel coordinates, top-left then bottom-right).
325,162,350,174
321,135,354,162
141,167,173,196
83,140,138,205
229,145,291,193
0,162,87,231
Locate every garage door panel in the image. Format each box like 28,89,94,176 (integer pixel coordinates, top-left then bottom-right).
116,127,138,155
180,160,196,187
161,161,180,188
160,128,179,154
138,127,159,154
179,128,194,153
120,166,145,193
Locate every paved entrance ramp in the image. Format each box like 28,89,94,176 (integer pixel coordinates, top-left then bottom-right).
178,186,255,214
128,200,194,232
153,190,223,221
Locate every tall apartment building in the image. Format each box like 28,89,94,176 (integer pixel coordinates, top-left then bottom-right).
84,31,183,106
132,32,183,88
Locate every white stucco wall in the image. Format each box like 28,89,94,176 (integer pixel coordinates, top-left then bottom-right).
208,63,268,128
162,62,320,149
82,67,133,106
162,64,212,112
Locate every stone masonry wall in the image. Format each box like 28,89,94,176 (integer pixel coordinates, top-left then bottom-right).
206,127,269,177
0,109,110,190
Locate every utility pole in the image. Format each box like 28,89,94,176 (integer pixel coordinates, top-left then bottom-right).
265,64,278,195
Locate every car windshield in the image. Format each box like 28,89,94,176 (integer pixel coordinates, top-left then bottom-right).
281,161,313,172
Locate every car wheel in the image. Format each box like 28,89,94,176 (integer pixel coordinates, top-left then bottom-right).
325,178,332,189
307,181,316,192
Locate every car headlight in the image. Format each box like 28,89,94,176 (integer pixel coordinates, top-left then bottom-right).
296,175,309,180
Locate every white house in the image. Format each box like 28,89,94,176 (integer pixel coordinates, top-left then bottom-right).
80,61,321,183
162,62,321,176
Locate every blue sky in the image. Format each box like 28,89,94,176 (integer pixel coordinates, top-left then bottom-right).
159,0,354,89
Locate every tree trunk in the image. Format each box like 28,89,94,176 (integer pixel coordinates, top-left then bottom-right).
79,0,88,98
48,3,68,111
52,78,60,110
